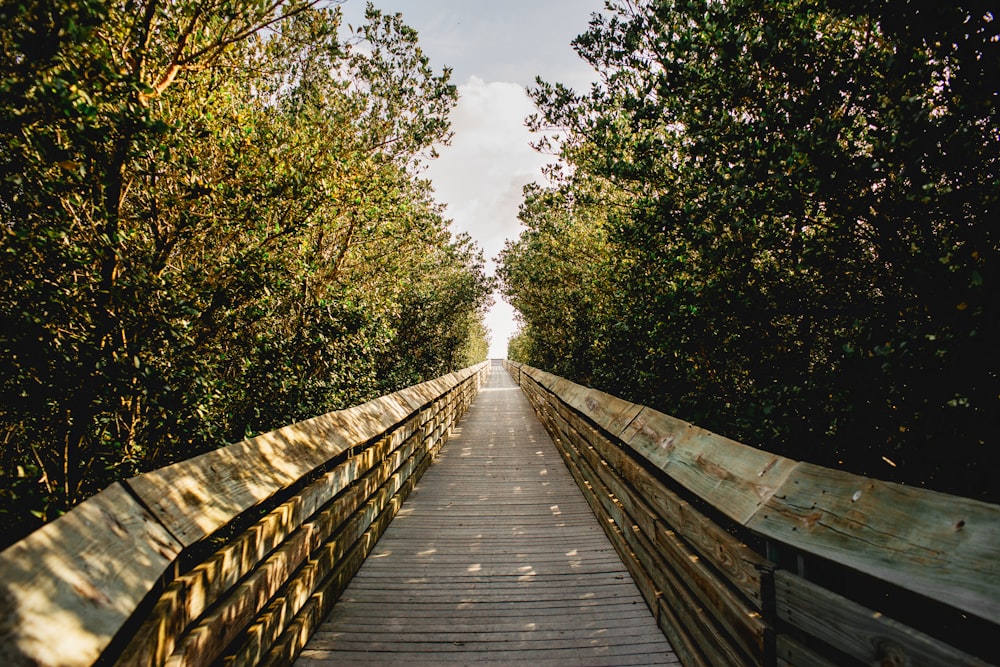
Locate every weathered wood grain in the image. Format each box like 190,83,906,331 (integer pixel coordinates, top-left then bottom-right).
126,366,481,549
117,409,436,667
562,404,770,608
774,570,990,666
620,408,799,526
774,634,839,667
524,366,644,439
0,364,487,667
555,417,752,667
126,410,359,548
514,363,1000,633
260,448,437,667
751,463,1000,625
0,483,181,667
116,460,365,667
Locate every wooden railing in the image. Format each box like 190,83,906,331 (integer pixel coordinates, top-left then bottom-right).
0,362,489,667
504,361,998,667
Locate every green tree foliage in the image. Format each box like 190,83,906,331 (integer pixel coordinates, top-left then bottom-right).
499,181,613,379
0,1,492,545
500,0,999,501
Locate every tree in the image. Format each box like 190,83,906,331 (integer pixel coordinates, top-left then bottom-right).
503,0,999,501
0,1,492,545
498,181,614,382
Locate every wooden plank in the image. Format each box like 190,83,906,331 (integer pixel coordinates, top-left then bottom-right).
564,408,771,610
774,634,839,667
125,367,478,549
137,421,432,663
259,450,433,667
320,622,666,642
570,411,770,608
523,366,643,439
304,634,674,653
656,597,712,667
124,374,469,667
774,570,990,666
559,423,750,667
0,483,182,667
228,453,433,667
162,455,399,666
322,598,649,615
620,408,799,526
325,605,657,627
548,402,768,660
750,463,1000,624
117,465,350,667
259,527,373,667
524,368,797,528
521,364,1000,629
124,399,395,547
629,451,771,606
293,369,676,666
297,651,677,667
0,364,485,667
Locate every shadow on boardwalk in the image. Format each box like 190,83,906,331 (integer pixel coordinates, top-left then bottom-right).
295,368,678,666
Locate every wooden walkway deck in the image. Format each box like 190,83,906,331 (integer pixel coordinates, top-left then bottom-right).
294,364,678,666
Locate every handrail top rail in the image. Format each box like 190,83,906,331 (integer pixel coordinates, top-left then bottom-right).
507,361,1000,625
0,362,489,667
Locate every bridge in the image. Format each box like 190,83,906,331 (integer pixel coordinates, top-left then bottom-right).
1,361,996,666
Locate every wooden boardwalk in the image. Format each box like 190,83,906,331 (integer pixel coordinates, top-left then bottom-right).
295,364,678,666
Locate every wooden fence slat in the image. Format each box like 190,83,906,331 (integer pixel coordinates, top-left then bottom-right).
656,597,709,667
562,400,771,609
0,483,182,667
774,568,990,666
0,363,486,667
558,413,769,662
519,364,1000,631
751,463,1000,625
258,443,435,667
165,377,463,667
126,418,353,548
549,404,751,667
126,384,437,549
621,408,799,526
224,378,467,667
774,635,839,667
525,367,643,439
509,362,999,666
116,454,374,667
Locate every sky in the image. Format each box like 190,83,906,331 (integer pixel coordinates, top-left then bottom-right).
339,0,607,358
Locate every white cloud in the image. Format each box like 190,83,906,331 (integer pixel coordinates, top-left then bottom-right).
340,0,604,91
425,77,551,358
338,0,606,358
428,76,548,263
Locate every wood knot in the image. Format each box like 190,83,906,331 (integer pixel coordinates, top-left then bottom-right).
100,507,127,539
